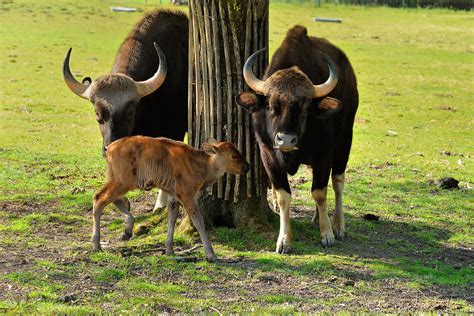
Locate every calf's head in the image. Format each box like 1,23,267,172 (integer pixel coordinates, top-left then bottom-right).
236,48,342,152
203,139,250,175
63,43,167,156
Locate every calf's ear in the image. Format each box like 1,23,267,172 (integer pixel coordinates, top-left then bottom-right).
236,92,263,113
204,137,218,145
202,142,218,154
313,97,342,118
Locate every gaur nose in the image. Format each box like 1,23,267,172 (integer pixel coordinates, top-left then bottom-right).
274,132,298,151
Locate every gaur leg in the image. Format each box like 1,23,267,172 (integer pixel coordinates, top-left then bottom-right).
331,128,354,241
331,173,345,240
113,196,134,241
165,196,180,256
259,146,292,254
312,157,335,247
153,189,169,211
92,182,127,251
181,198,216,262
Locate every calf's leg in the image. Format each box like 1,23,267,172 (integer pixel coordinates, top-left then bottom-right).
182,199,216,262
113,196,134,241
92,182,126,251
165,196,180,256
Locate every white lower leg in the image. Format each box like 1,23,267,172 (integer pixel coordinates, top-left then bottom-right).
271,185,279,214
275,189,292,254
332,173,345,239
153,190,169,211
312,187,335,247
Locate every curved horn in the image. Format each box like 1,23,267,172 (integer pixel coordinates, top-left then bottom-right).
63,48,91,100
313,53,338,98
243,48,266,95
135,42,167,98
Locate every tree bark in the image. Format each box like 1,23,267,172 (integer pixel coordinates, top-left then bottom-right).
185,0,273,232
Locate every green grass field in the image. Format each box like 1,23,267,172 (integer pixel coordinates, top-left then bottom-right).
1,0,473,313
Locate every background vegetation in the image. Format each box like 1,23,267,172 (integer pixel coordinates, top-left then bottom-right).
0,0,473,313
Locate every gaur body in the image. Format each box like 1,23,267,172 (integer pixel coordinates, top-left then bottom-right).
237,25,358,253
63,10,189,212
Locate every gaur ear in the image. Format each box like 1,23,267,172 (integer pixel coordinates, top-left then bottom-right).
236,92,263,113
313,97,342,118
82,77,92,86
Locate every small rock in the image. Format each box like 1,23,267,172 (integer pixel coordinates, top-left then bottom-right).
257,275,280,284
434,304,446,310
58,294,77,303
386,130,398,137
363,213,380,221
134,225,151,236
343,280,355,286
437,177,459,190
328,276,338,283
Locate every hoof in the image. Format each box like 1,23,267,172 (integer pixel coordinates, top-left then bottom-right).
333,228,345,240
276,237,292,255
121,232,132,241
206,255,217,263
92,245,102,252
321,231,335,247
165,249,175,256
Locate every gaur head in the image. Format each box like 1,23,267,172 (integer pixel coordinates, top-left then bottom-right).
203,138,251,175
236,48,342,152
63,42,167,156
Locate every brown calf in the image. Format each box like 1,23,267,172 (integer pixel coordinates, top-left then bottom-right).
92,136,250,262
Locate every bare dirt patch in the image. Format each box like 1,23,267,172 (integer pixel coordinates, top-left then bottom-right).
1,197,473,312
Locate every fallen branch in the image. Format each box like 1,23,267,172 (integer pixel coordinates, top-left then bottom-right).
209,306,223,315
176,244,201,255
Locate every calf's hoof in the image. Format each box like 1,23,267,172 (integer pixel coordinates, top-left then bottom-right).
276,237,292,255
92,245,102,252
206,254,217,263
121,232,133,241
165,249,175,256
321,231,335,247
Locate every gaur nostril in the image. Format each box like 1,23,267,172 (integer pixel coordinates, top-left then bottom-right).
291,137,297,144
276,134,283,143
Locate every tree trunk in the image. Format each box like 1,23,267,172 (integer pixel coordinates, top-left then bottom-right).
185,0,273,232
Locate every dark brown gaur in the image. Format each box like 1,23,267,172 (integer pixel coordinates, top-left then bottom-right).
92,136,250,262
236,25,358,254
62,10,189,213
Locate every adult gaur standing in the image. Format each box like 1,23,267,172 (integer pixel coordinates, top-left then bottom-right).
236,26,358,254
63,10,188,211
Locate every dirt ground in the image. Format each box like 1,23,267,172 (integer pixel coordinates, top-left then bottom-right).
1,196,473,313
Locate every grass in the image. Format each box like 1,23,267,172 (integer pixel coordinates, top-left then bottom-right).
1,0,473,313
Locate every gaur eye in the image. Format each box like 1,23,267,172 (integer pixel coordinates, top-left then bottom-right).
269,102,280,115
96,112,104,124
232,155,238,160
